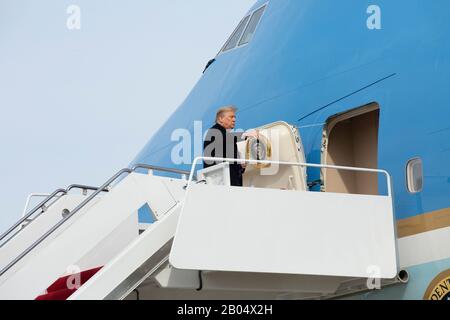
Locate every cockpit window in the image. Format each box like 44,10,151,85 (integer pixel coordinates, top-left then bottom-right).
222,15,250,52
220,4,267,54
239,6,266,46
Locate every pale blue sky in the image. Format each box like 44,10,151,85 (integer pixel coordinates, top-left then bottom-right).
0,0,254,232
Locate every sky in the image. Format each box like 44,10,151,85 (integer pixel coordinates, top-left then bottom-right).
0,0,255,233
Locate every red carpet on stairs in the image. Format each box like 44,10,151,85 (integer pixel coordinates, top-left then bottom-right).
36,266,103,300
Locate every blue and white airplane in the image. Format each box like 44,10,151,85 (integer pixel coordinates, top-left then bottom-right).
130,0,450,300
0,0,448,300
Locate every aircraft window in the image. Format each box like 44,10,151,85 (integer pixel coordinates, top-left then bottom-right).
406,158,423,193
222,15,250,52
239,5,266,46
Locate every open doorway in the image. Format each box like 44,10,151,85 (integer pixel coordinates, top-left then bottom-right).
322,103,380,195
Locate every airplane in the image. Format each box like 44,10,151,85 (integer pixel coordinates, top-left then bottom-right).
0,0,448,300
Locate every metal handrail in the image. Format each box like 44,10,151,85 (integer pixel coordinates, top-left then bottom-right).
0,164,191,278
0,188,67,246
187,157,393,197
21,193,51,218
131,164,191,177
67,184,110,193
0,184,110,249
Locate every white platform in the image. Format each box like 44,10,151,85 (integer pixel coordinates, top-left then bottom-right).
170,184,398,279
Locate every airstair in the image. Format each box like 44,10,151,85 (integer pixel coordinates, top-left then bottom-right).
0,165,188,300
0,122,405,300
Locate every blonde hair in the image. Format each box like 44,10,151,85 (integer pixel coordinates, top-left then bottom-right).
215,105,237,123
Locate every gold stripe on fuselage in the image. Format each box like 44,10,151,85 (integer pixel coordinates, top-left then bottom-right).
397,207,450,238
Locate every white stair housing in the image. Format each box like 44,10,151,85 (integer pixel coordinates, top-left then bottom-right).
0,171,186,299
